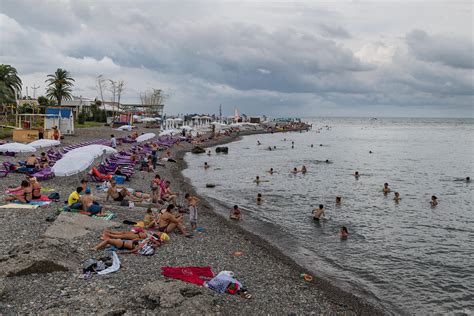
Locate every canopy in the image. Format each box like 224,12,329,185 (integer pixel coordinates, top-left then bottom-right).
116,125,133,131
0,143,36,153
141,118,156,122
136,133,156,143
52,152,94,177
28,139,61,148
65,145,116,159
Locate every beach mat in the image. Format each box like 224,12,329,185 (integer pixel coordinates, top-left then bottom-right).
0,203,39,209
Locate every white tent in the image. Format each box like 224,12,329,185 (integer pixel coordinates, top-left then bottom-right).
0,143,36,153
28,139,60,148
65,145,116,159
52,152,94,176
136,133,156,143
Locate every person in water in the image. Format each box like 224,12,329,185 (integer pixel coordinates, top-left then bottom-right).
292,167,299,174
312,204,325,221
257,140,261,145
230,205,242,220
340,226,349,239
336,196,342,204
354,171,360,178
268,168,274,175
383,183,391,194
430,195,438,206
466,177,471,183
207,150,211,156
311,144,314,148
393,192,401,202
256,193,263,205
301,165,307,174
204,162,209,169
325,159,330,163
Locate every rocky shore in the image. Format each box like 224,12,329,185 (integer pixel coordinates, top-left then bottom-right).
0,126,384,315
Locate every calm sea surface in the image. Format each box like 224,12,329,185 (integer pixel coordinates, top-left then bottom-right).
182,117,474,315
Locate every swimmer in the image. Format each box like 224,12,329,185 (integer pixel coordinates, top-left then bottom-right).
383,183,391,194
336,196,341,204
319,144,323,147
311,144,314,148
430,195,438,207
325,159,330,163
207,150,211,156
273,146,276,149
268,168,274,175
301,165,307,174
466,177,471,183
268,146,272,151
254,176,261,184
354,171,360,178
292,167,299,174
257,140,261,145
291,145,294,149
394,192,401,202
204,162,209,169
291,141,294,145
313,204,325,221
369,150,373,154
340,226,349,239
256,193,264,205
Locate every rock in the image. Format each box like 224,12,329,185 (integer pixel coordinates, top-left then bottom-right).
0,277,5,298
215,146,228,153
139,280,218,314
191,146,206,154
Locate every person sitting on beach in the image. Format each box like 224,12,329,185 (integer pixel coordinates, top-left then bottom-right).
144,208,159,229
28,176,41,200
340,226,349,239
68,187,83,209
256,193,263,205
25,154,39,169
158,204,190,236
204,162,209,170
4,180,31,203
354,171,360,178
430,195,438,207
230,205,242,220
39,152,49,168
80,179,90,194
383,183,391,194
82,188,105,216
160,180,179,205
336,196,342,204
301,165,307,174
312,204,325,221
185,193,200,231
101,228,149,241
394,192,401,202
106,181,136,202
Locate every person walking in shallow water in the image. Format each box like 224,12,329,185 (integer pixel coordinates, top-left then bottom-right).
312,204,325,221
383,183,391,194
430,195,438,207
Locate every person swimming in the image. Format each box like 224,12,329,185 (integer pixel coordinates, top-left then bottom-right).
230,205,241,220
254,176,261,184
466,177,471,183
204,162,209,169
292,167,299,174
369,150,373,154
354,171,360,178
301,165,307,174
268,168,274,175
394,192,401,202
257,140,261,145
430,195,438,206
340,226,349,239
325,159,330,163
257,193,263,204
336,196,341,204
268,146,272,151
311,144,314,148
312,204,325,221
319,144,323,147
383,183,391,194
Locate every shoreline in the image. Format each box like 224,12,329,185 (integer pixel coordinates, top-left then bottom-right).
170,130,386,315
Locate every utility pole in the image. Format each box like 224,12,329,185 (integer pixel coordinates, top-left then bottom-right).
31,84,40,99
25,86,29,99
219,104,222,122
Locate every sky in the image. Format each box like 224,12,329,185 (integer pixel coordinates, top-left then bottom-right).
1,0,473,117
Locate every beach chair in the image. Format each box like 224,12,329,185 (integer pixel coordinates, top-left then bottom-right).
32,167,55,181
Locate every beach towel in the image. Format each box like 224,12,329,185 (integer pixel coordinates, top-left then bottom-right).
0,203,39,209
92,211,116,221
161,266,214,286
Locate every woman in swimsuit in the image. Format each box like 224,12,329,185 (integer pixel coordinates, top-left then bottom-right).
91,234,161,252
5,180,32,203
101,229,149,241
28,176,42,200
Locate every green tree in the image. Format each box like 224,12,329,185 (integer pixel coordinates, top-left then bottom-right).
0,64,22,104
45,68,75,106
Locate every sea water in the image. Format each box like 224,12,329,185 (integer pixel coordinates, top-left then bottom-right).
182,117,474,314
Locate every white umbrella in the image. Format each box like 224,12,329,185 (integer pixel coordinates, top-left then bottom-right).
173,118,183,121
141,118,156,122
52,152,94,177
28,139,60,148
0,142,36,153
136,133,156,143
181,126,193,131
154,117,162,121
159,130,174,136
65,145,116,159
116,125,133,131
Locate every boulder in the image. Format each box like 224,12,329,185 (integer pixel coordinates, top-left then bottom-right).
215,146,228,153
191,146,206,154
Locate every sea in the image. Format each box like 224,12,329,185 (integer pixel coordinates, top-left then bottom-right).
182,117,474,315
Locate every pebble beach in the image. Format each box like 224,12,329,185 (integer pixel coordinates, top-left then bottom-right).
0,126,383,315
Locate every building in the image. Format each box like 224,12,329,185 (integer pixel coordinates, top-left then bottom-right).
61,96,94,119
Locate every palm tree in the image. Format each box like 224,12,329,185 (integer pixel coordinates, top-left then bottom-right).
0,64,22,104
45,68,75,106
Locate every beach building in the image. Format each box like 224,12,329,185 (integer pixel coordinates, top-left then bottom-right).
44,107,75,135
61,96,94,119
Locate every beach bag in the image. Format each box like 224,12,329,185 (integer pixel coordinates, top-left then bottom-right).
138,244,155,256
48,192,60,201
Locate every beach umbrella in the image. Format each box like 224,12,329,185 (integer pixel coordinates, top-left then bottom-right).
28,139,61,148
65,145,117,159
136,133,156,143
52,152,94,176
159,129,174,136
141,118,156,122
181,126,193,131
0,142,36,153
117,125,133,131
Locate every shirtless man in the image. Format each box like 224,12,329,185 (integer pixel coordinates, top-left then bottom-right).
158,204,189,236
82,188,105,216
313,204,325,221
383,183,391,194
354,171,360,179
268,168,274,175
430,195,438,207
301,165,307,174
254,176,261,184
393,192,401,202
256,193,263,205
25,154,39,169
292,167,299,174
204,162,209,169
106,181,134,202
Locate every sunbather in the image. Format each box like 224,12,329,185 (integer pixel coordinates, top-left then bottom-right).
159,180,178,205
4,180,31,203
27,176,41,200
39,152,49,168
81,188,106,216
101,229,149,240
91,234,161,252
158,204,189,236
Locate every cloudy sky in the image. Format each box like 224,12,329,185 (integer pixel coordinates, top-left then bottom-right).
1,0,473,117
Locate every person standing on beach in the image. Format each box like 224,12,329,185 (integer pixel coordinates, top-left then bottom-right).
110,134,117,149
185,193,200,231
151,144,158,170
312,204,325,221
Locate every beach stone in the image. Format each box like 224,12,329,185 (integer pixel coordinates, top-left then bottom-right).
0,277,5,298
139,280,217,314
191,146,206,154
43,212,119,240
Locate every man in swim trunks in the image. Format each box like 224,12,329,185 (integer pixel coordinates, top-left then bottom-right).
82,188,105,216
158,204,189,236
106,181,132,202
313,204,325,221
25,154,39,169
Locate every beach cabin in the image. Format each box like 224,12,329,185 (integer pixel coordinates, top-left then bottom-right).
44,108,75,135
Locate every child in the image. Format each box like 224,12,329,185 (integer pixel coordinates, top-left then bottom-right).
230,205,241,220
185,193,200,231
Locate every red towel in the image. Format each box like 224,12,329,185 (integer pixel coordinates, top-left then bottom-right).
161,266,214,286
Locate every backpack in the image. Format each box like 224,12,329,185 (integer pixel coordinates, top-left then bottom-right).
48,192,60,201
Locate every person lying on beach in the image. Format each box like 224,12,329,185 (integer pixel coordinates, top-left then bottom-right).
39,152,49,168
340,226,349,239
383,183,391,194
91,234,160,252
25,154,39,169
106,181,144,202
4,180,31,203
393,192,401,202
430,195,438,207
185,193,200,231
68,187,83,209
160,180,179,205
101,229,149,241
312,205,325,221
256,193,263,205
80,179,90,193
81,188,106,216
204,162,209,169
230,205,242,220
158,204,190,236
